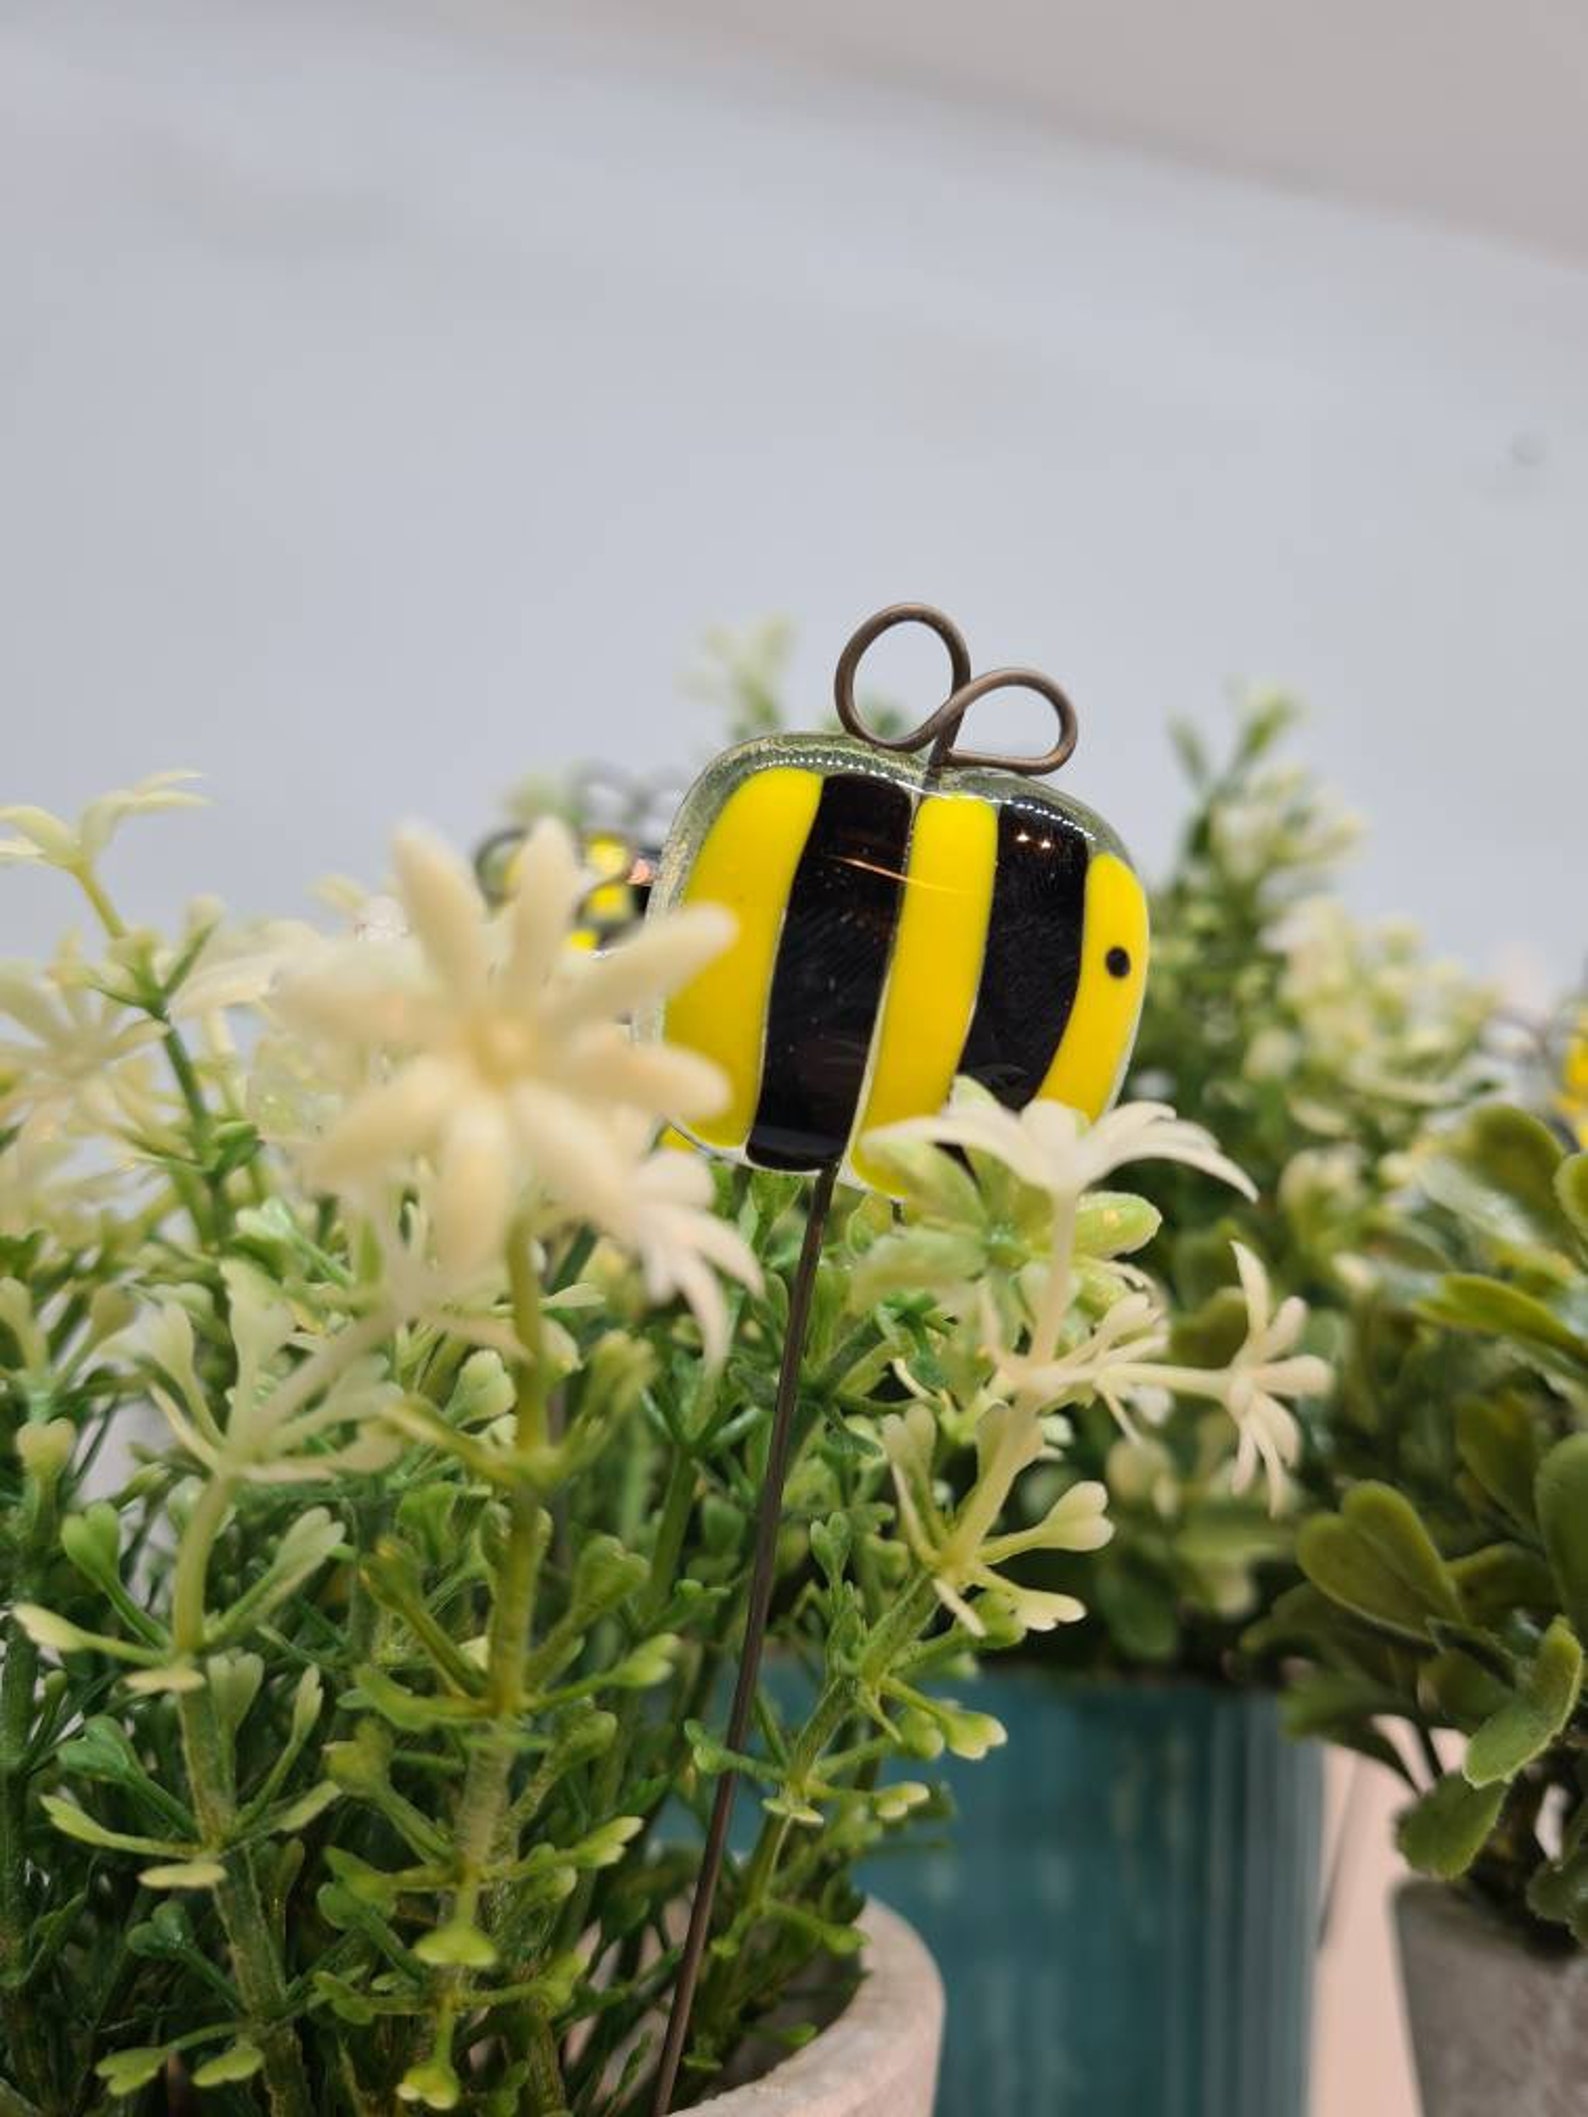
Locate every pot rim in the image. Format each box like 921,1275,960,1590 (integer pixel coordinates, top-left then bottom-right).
678,1898,944,2114
1395,1876,1587,1975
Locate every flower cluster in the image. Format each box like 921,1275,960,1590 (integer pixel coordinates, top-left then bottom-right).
858,1083,1330,1657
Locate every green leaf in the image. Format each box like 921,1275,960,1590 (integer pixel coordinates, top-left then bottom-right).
603,1635,678,1691
1074,1191,1162,1260
398,2056,462,2110
57,1716,148,1786
1396,1772,1507,1879
414,1920,498,1969
191,2041,264,2088
1279,1671,1408,1739
352,1666,484,1732
1422,1277,1588,1375
208,1651,264,1747
139,1859,226,1890
1527,1833,1588,1942
266,1781,340,1834
1423,1108,1571,1253
1093,1551,1180,1664
568,1815,643,1870
123,1663,206,1695
1447,1544,1557,1626
1538,1433,1588,1643
12,1605,153,1663
1298,1484,1463,1640
1422,1649,1511,1731
96,2047,170,2095
40,1796,185,1859
1454,1396,1540,1528
209,1507,344,1646
1556,1154,1588,1245
126,1901,195,1959
809,1515,851,1589
314,1972,378,2026
60,1502,124,1594
932,1701,1008,1760
1464,1618,1583,1786
569,1535,647,1620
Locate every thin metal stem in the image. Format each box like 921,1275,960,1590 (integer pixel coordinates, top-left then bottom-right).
650,1162,840,2116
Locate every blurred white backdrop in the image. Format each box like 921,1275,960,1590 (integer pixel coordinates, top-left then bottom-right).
3,0,1586,996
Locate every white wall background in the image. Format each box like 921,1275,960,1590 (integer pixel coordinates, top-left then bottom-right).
3,0,1586,996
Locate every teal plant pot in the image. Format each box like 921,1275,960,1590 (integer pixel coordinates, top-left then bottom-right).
862,1671,1323,2117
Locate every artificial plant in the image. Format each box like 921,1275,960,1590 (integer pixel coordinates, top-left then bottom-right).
1256,1102,1588,1946
0,777,1313,2114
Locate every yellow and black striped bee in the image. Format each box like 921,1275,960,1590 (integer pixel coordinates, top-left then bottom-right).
476,824,660,952
476,767,683,950
650,731,1149,1190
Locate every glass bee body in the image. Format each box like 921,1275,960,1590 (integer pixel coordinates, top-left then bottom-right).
479,825,659,950
649,731,1149,1189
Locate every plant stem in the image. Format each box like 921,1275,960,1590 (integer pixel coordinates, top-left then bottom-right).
429,1224,565,2109
72,862,235,1243
0,1622,53,2108
687,1574,937,2074
171,1474,313,2117
0,1467,61,2107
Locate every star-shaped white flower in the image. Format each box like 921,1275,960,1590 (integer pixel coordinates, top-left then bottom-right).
277,819,759,1349
0,773,203,872
871,1088,1255,1208
0,961,162,1154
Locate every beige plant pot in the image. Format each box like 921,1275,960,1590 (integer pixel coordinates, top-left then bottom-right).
1396,1880,1588,2117
682,1900,943,2116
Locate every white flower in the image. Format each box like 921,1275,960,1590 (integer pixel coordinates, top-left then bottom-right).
871,1088,1256,1209
872,1084,1255,1374
0,1135,134,1245
1218,1242,1332,1508
0,773,203,871
590,1134,760,1366
0,961,162,1153
974,1243,1329,1513
276,820,758,1352
991,1286,1169,1430
881,1397,1112,1637
143,1269,401,1487
173,919,326,1018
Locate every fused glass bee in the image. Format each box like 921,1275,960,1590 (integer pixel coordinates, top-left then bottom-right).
649,604,1150,1190
475,761,685,950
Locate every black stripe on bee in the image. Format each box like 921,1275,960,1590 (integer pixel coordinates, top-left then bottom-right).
746,772,913,1170
955,800,1089,1109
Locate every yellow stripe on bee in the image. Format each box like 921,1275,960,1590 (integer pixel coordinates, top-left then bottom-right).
852,793,996,1190
586,831,632,877
586,880,634,923
1036,851,1149,1121
662,766,824,1151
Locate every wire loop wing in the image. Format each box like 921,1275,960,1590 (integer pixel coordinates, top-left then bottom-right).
833,602,1078,777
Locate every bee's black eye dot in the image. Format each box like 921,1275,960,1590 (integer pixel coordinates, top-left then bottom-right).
1105,946,1131,979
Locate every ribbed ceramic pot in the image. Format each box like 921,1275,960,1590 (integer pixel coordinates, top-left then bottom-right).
1396,1881,1588,2117
863,1671,1323,2117
682,1900,943,2115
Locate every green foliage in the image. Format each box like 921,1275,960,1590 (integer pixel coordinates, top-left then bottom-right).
1263,1109,1588,1946
1063,695,1494,1675
0,1150,991,2111
2,766,1247,2113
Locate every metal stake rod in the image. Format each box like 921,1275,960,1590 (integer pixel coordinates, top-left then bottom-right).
651,1161,840,2116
